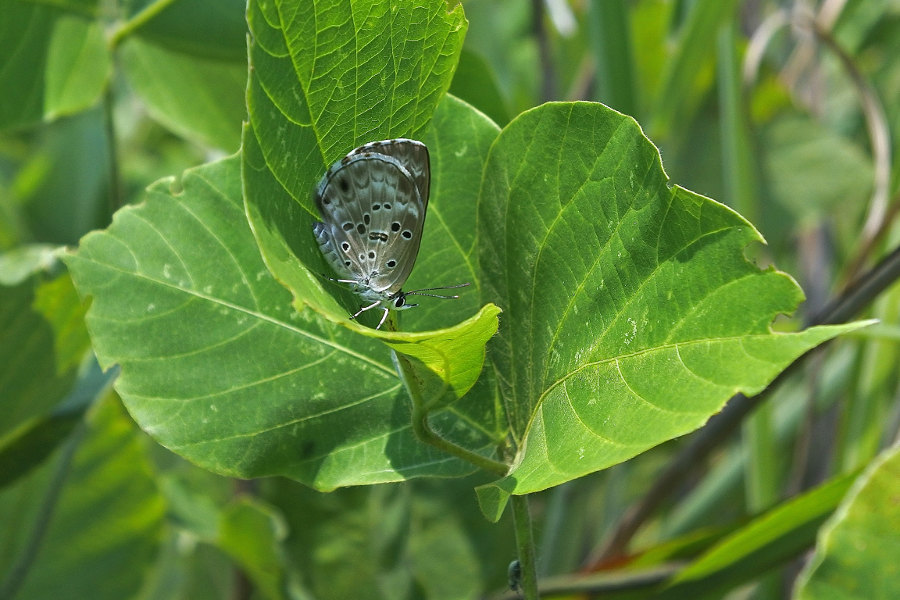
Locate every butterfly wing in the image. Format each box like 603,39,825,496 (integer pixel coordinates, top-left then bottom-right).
314,143,428,296
350,139,430,210
312,221,356,281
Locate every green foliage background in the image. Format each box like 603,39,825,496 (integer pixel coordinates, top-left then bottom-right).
2,1,899,599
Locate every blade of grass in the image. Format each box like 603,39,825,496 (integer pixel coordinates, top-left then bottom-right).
587,0,637,117
651,0,740,137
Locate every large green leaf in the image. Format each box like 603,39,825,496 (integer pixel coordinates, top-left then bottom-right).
243,0,499,405
246,0,466,198
64,155,498,488
244,0,466,230
795,443,900,599
0,0,109,129
0,394,165,599
242,93,501,400
474,102,869,518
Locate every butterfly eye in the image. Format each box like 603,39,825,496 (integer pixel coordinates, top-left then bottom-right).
394,296,405,308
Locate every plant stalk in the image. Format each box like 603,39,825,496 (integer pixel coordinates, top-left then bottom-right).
511,494,540,599
109,0,180,49
391,346,508,476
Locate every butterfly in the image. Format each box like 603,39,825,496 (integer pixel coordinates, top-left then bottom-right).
312,139,468,330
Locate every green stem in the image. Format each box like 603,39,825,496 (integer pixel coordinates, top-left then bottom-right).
412,401,508,475
108,0,180,49
0,422,86,599
511,494,540,600
392,349,508,475
103,86,122,216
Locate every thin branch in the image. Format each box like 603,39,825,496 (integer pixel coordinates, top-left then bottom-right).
843,199,900,283
813,244,900,326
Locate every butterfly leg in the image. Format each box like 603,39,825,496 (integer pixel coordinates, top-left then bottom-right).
376,307,390,330
349,299,383,321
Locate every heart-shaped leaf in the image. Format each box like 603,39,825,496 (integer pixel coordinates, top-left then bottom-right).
64,156,499,488
474,102,869,518
242,0,499,404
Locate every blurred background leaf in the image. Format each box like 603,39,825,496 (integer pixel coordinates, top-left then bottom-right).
795,443,900,600
0,0,108,130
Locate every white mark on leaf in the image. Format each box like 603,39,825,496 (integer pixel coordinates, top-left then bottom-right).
624,317,637,345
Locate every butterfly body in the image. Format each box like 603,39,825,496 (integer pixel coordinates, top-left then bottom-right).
313,139,466,329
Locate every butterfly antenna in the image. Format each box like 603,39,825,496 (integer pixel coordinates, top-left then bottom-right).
320,273,358,285
404,282,470,299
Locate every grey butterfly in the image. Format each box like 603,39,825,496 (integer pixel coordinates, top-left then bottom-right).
313,138,468,329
